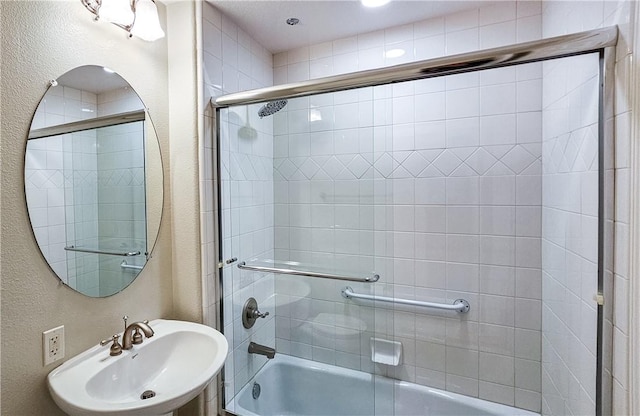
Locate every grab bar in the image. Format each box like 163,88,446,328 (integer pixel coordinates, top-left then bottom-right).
341,286,470,313
64,245,141,257
237,261,380,283
120,260,143,271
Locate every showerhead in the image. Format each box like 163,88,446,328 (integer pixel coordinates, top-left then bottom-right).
258,100,288,118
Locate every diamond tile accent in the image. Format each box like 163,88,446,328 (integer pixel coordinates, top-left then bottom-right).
484,161,514,176
374,153,394,177
417,164,443,178
290,157,308,168
239,154,257,179
336,154,355,167
562,131,582,170
522,143,542,158
549,136,567,174
418,149,444,163
290,169,308,180
403,152,428,176
485,145,514,160
50,171,65,188
123,170,134,185
299,158,320,179
451,147,475,161
277,158,297,180
521,159,542,175
347,154,370,178
360,152,375,164
502,145,536,174
390,165,412,178
272,142,550,180
229,155,244,180
392,151,412,165
322,156,345,178
579,126,598,170
450,163,477,177
26,170,49,189
335,167,357,180
313,169,332,180
431,150,462,176
465,148,497,175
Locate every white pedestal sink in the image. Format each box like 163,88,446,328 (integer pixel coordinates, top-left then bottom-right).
47,319,228,416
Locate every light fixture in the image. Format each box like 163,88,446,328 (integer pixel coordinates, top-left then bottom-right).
361,0,391,8
81,0,165,42
97,0,133,25
130,0,165,41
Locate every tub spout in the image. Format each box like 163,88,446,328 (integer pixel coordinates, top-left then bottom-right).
248,342,276,359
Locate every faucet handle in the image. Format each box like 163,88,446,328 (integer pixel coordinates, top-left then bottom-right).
252,310,269,319
99,334,123,356
132,321,151,345
243,298,270,329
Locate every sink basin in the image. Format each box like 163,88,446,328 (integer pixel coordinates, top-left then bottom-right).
47,319,228,416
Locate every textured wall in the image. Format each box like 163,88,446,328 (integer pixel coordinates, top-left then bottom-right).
0,2,173,414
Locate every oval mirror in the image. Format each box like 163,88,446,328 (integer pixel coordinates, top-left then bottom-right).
24,65,163,297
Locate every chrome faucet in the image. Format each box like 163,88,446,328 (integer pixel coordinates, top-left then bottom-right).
122,321,154,350
248,342,276,359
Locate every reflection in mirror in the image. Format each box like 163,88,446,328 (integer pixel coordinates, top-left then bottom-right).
25,66,162,297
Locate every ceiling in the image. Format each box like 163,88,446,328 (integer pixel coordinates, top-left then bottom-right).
210,0,497,53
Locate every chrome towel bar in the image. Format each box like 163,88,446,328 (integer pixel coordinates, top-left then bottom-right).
64,246,141,257
237,261,380,283
120,260,143,271
341,286,470,313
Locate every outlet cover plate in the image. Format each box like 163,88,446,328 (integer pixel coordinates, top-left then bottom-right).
43,325,65,366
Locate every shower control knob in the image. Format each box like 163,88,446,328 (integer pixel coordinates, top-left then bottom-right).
251,309,269,319
242,297,269,329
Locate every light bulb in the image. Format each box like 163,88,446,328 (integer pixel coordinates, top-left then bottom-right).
130,0,165,41
99,0,134,25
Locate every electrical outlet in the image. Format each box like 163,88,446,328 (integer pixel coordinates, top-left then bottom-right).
43,325,65,366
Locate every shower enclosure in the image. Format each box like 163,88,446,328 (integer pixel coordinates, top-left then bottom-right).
212,27,616,416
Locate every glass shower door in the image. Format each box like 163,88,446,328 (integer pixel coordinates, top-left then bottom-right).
219,89,394,414
218,103,277,413
215,28,612,416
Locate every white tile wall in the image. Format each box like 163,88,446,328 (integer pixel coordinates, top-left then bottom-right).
200,3,274,412
274,2,541,84
541,1,634,415
96,118,147,296
269,3,544,412
200,1,632,415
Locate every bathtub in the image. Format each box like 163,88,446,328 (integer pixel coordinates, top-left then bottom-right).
232,355,538,416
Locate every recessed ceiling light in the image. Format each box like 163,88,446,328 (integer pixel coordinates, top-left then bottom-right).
385,48,405,59
361,0,390,8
